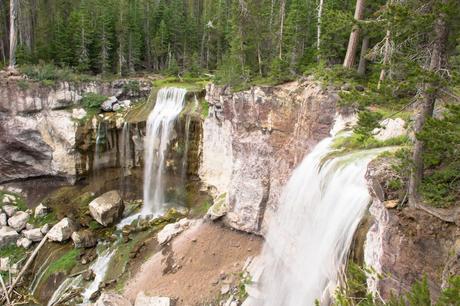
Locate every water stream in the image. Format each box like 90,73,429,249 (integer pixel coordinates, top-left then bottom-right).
249,121,385,306
142,87,187,215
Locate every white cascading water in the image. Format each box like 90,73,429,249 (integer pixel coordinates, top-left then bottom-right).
249,117,384,306
143,87,187,215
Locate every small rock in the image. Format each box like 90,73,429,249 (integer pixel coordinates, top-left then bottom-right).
341,83,352,91
355,84,365,92
82,269,96,281
120,100,131,108
3,205,18,217
101,96,119,112
26,223,34,230
0,257,10,271
2,194,15,204
221,284,230,295
72,108,87,120
22,228,44,242
34,203,49,218
157,218,193,245
71,230,97,248
89,190,124,226
112,103,122,111
94,292,132,306
17,237,33,249
135,291,171,306
0,226,20,247
7,211,30,231
0,213,7,226
384,200,399,209
41,223,51,234
48,218,76,242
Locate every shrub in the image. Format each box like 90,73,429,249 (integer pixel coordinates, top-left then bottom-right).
81,93,107,110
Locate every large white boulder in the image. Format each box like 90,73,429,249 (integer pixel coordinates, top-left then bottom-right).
22,228,44,242
47,218,76,242
0,226,20,247
89,191,124,226
135,292,171,306
7,211,30,231
157,218,192,245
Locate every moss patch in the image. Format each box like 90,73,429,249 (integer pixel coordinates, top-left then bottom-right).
42,248,81,283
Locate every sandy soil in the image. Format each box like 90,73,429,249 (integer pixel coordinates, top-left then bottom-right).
123,220,262,305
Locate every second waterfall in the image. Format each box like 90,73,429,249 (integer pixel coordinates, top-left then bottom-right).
143,87,187,215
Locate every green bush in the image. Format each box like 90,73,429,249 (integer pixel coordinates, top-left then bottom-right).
81,93,107,110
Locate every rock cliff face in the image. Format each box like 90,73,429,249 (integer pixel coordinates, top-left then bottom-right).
0,79,151,183
365,158,460,301
200,81,338,233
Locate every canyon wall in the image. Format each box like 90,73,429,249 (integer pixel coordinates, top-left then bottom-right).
200,80,339,233
0,79,151,183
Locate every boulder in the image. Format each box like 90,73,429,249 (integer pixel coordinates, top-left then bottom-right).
71,230,97,248
101,96,119,112
2,194,15,204
7,211,30,231
47,218,76,242
34,203,49,218
0,226,20,247
72,108,87,120
17,237,33,249
0,257,10,271
94,292,132,306
41,223,51,234
135,292,171,306
157,218,192,245
3,205,18,217
0,213,7,226
206,193,230,221
89,191,124,226
22,228,44,242
26,223,34,230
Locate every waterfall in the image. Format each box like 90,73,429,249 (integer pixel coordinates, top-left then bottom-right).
143,87,187,215
250,122,384,306
94,121,108,171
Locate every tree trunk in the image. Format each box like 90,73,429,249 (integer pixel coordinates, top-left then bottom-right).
408,3,449,207
278,0,286,60
317,0,324,61
377,0,394,89
9,0,18,69
357,36,369,75
343,0,365,68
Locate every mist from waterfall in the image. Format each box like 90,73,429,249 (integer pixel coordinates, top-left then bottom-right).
252,120,383,306
142,87,187,215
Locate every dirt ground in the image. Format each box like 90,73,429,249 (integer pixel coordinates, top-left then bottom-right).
123,220,263,305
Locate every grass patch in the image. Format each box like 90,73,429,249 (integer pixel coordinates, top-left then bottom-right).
0,245,28,263
153,76,209,91
29,211,58,227
42,249,80,281
0,191,28,211
332,134,410,151
200,99,209,118
20,63,97,85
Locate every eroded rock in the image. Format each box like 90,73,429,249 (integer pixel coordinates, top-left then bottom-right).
3,205,18,217
0,213,7,226
17,237,33,249
89,190,124,226
34,203,49,218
